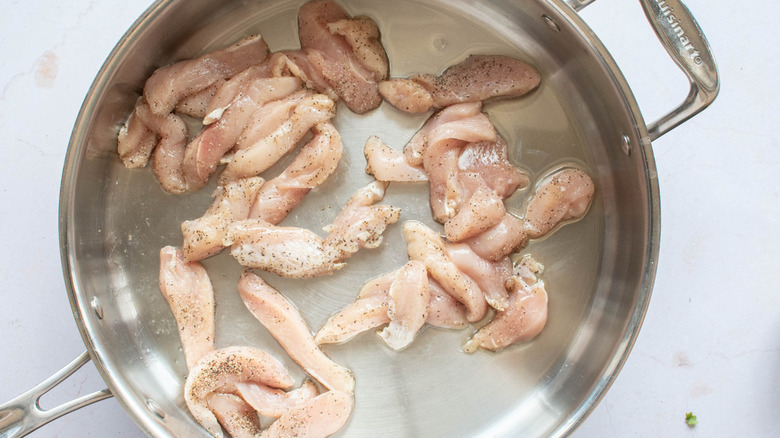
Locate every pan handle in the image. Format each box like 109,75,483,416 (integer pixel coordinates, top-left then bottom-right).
0,352,112,438
638,0,719,141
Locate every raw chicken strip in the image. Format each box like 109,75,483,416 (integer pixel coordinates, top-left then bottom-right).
176,80,225,118
298,0,388,113
380,54,541,113
183,77,303,190
323,181,401,262
234,379,319,418
225,219,341,278
404,101,486,166
144,34,270,116
443,173,506,242
206,393,262,438
202,66,270,125
158,246,215,369
260,390,354,438
238,271,356,394
119,98,189,193
446,243,512,311
219,94,336,184
463,212,528,261
377,260,430,351
403,221,487,322
458,138,529,198
524,167,595,239
235,90,310,151
184,346,294,438
181,176,265,262
249,121,342,224
364,135,427,182
463,257,548,353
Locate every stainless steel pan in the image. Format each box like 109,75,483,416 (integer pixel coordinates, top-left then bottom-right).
0,0,718,436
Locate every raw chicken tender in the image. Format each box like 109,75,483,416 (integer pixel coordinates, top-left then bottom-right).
458,138,529,198
181,177,265,262
249,122,342,224
446,243,513,311
463,256,548,353
524,167,595,239
380,54,540,113
322,181,401,262
158,246,215,369
364,135,427,182
206,393,262,438
144,34,270,116
184,346,294,438
260,390,354,438
234,379,319,418
226,219,342,278
238,271,356,394
463,212,528,261
443,173,507,242
377,260,430,351
403,221,487,322
426,279,469,329
298,0,388,113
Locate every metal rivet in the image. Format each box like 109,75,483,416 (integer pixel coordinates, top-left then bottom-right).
542,15,560,32
146,398,165,419
90,296,104,320
621,134,632,156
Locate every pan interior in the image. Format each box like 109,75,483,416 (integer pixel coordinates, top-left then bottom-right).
62,0,656,436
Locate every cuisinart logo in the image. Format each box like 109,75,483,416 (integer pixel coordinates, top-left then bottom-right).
653,0,703,65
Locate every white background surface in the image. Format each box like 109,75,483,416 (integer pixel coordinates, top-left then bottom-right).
1,0,777,437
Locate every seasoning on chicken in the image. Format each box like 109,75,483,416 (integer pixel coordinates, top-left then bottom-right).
181,177,265,262
206,393,262,438
260,390,354,438
298,0,389,113
234,379,320,418
377,260,430,351
462,212,528,261
446,243,513,311
457,137,529,198
184,346,294,438
248,121,342,224
363,135,428,183
238,270,356,394
158,246,215,369
524,167,595,239
144,34,270,117
380,54,541,113
443,173,507,242
463,255,547,353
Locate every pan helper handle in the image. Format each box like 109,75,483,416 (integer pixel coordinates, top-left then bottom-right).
0,352,112,438
639,0,719,141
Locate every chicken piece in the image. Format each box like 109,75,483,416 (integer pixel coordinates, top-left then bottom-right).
259,50,338,101
377,260,430,351
158,246,215,370
380,54,541,113
298,0,388,113
117,100,157,168
323,181,401,262
143,34,270,116
364,135,428,182
181,177,265,262
377,79,434,114
524,167,595,239
206,393,262,438
234,379,319,418
463,212,528,261
446,243,512,311
403,221,487,322
249,122,342,224
202,66,270,125
225,219,342,278
260,390,354,438
314,269,394,345
219,94,336,184
238,271,356,394
463,256,548,353
404,101,486,166
443,173,507,242
426,279,469,330
235,90,311,151
458,137,529,198
183,77,303,191
184,346,294,438
176,80,225,119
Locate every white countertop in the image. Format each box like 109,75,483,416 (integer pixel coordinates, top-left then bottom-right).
1,0,777,437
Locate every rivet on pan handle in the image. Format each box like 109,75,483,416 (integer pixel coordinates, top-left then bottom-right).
0,352,112,438
639,0,719,141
